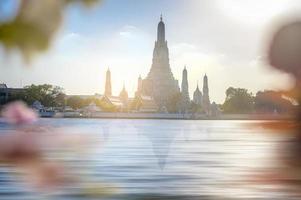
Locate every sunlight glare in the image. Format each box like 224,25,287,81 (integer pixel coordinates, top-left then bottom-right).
215,0,292,25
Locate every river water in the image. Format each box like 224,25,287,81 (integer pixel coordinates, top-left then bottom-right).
0,119,297,199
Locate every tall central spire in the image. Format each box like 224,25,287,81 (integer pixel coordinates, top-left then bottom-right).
157,14,165,43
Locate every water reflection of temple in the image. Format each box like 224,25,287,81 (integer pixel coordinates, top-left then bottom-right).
136,125,183,169
101,124,110,141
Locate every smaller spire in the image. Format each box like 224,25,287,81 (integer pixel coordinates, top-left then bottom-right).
195,81,201,92
160,14,163,21
184,65,186,70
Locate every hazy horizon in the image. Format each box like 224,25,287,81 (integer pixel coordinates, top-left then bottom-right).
1,0,301,103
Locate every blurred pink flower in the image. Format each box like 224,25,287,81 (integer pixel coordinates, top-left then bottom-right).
0,131,75,189
1,101,38,125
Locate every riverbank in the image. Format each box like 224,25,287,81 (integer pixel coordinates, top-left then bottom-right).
54,112,294,120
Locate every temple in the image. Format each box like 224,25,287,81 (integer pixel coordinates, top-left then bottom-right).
141,15,180,111
70,15,214,115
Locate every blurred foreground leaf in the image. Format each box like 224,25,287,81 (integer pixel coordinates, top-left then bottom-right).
0,0,101,62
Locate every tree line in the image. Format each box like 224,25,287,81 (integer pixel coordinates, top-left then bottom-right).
2,84,296,114
7,84,65,108
4,84,117,112
222,87,295,114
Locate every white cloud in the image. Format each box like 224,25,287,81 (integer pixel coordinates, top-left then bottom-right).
58,32,88,46
118,25,142,39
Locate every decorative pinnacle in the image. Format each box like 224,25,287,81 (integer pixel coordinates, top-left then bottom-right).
160,14,163,21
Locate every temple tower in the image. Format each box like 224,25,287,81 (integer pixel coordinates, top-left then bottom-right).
135,75,143,96
193,82,202,105
180,66,190,112
202,74,211,114
104,68,112,96
181,66,190,101
119,83,128,103
142,15,180,111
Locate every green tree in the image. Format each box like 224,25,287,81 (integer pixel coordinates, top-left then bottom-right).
95,98,117,112
66,96,85,110
255,90,294,114
222,87,254,114
22,84,65,107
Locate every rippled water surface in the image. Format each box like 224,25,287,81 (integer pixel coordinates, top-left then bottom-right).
0,119,295,199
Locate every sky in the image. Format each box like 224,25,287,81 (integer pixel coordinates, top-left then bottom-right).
1,0,301,103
